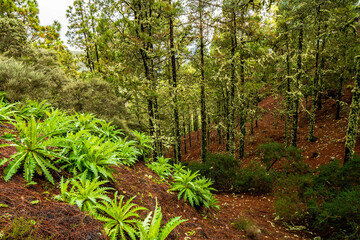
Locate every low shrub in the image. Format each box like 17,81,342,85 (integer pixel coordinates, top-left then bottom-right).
233,162,275,194
258,141,307,174
187,153,240,191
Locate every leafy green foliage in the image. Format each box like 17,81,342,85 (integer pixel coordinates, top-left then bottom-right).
42,108,73,136
147,156,173,179
258,141,305,173
170,170,220,210
234,162,275,194
59,132,119,180
117,138,140,166
0,117,66,184
0,216,37,239
96,119,123,141
132,130,153,157
16,99,51,120
0,96,17,122
137,200,187,240
95,192,147,240
188,153,240,191
274,174,312,223
57,172,113,215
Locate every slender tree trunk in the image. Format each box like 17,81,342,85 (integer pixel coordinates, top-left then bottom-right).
188,106,192,148
183,113,187,154
169,0,181,162
199,5,207,162
317,25,327,110
228,6,237,157
239,57,246,158
285,31,292,147
291,21,304,147
309,7,321,142
336,77,344,120
344,57,360,163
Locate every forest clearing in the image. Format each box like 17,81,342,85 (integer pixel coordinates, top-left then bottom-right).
0,0,360,239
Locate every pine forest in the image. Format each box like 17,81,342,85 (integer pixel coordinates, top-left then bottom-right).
0,0,360,239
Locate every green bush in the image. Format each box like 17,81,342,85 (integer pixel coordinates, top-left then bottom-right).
274,174,313,223
258,141,306,173
147,156,173,179
95,192,147,240
187,153,239,191
170,170,219,210
233,162,274,194
312,188,360,239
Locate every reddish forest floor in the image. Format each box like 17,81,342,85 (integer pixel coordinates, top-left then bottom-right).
0,86,355,239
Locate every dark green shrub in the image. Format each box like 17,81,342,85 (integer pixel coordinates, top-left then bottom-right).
274,174,313,223
187,153,240,191
233,162,274,194
258,141,306,174
313,188,360,239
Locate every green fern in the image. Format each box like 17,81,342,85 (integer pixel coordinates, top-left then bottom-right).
132,130,153,156
58,132,119,180
117,138,140,166
147,156,173,179
170,170,220,210
0,117,67,184
58,172,113,215
95,119,123,141
0,97,17,122
95,192,147,240
137,199,186,240
16,99,51,120
42,108,73,136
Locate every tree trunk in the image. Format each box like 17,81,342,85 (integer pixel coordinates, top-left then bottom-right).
169,0,181,162
285,31,291,147
199,4,207,162
229,6,237,157
344,57,360,163
308,6,321,142
291,21,304,147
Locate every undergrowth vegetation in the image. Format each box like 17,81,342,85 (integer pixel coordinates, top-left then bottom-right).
0,96,186,239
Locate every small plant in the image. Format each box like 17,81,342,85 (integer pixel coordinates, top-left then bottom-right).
95,192,147,240
231,216,256,231
234,162,274,194
137,200,187,240
57,172,113,215
132,130,153,156
16,99,51,119
258,141,303,172
147,156,173,179
0,97,17,122
117,138,140,166
73,112,101,133
170,170,219,210
188,153,240,191
0,216,37,239
172,163,187,176
59,132,119,180
95,119,123,141
42,108,73,136
0,117,67,184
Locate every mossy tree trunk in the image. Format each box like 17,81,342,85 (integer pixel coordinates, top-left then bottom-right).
291,21,303,147
169,0,181,162
199,3,207,162
344,56,360,164
308,5,321,142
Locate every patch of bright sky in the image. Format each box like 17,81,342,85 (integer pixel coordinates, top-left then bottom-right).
37,0,76,50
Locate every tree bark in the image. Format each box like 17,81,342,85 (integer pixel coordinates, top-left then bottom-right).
344,56,360,163
291,21,303,147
